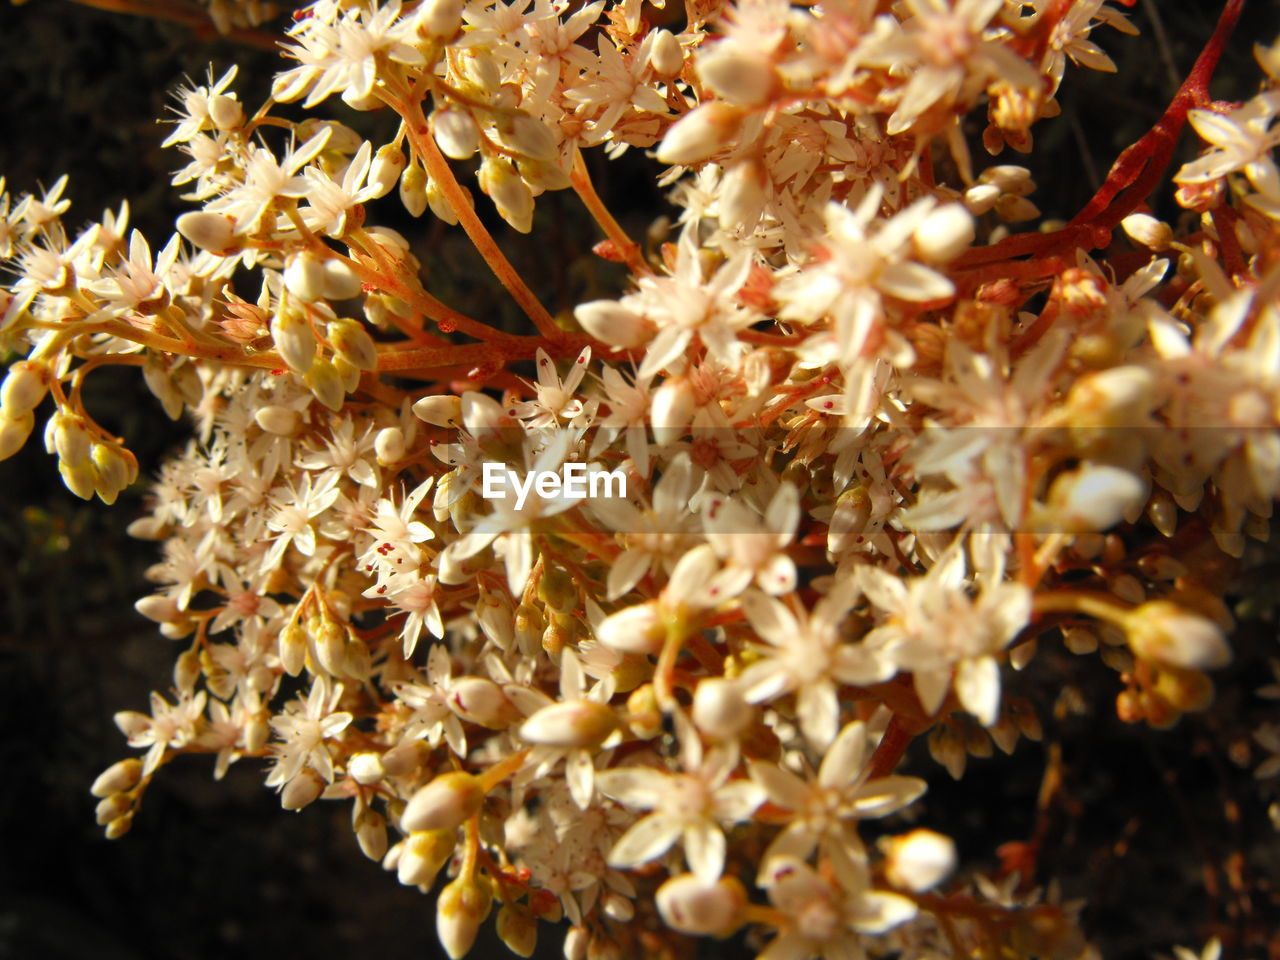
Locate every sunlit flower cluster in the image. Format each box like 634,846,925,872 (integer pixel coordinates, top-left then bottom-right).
5,0,1279,957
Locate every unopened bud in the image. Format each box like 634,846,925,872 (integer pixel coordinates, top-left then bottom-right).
719,159,768,231
656,102,745,166
882,829,956,892
413,394,462,427
0,409,35,462
692,677,753,740
90,758,143,797
284,252,326,302
499,111,558,162
96,793,132,825
349,752,385,785
305,357,346,411
280,620,308,677
596,602,664,655
375,426,406,464
355,808,388,861
417,0,464,40
271,310,317,375
437,875,493,959
1124,600,1231,671
397,828,455,887
208,94,244,131
1121,213,1173,250
433,109,480,160
448,676,513,727
573,300,653,349
105,812,134,839
649,28,684,77
1040,464,1145,533
696,45,779,106
650,377,695,442
402,770,484,832
1,361,51,415
496,902,537,957
914,204,974,263
255,404,302,436
176,211,239,255
655,874,747,936
479,156,534,234
322,259,363,301
369,144,407,199
281,769,325,810
400,161,429,217
519,699,618,749
329,317,378,371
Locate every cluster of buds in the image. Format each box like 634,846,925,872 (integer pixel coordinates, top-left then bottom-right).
2,0,1278,958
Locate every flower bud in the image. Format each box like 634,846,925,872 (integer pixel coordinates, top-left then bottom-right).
105,812,134,839
519,699,618,748
596,601,664,654
271,310,317,375
1040,464,1146,534
656,102,744,166
692,677,753,740
255,404,302,436
650,377,695,442
995,194,1040,223
434,109,481,160
413,394,463,427
355,808,388,861
305,357,346,411
348,752,386,785
649,28,684,77
719,158,768,231
963,183,1001,215
60,460,97,500
1121,213,1173,250
1,361,51,415
418,0,465,40
696,45,779,106
573,300,653,349
882,829,956,892
91,758,142,797
1124,600,1231,671
479,156,534,234
499,111,558,162
655,874,747,936
369,144,407,199
980,164,1035,195
91,442,134,504
400,160,429,217
323,258,363,301
1152,665,1214,712
437,875,493,959
0,408,34,462
427,177,461,225
95,793,132,825
176,211,240,255
914,204,974,263
496,903,537,957
402,770,484,833
448,677,514,727
279,620,308,677
329,317,378,371
281,769,325,810
375,426,406,464
208,94,244,131
284,252,326,302
397,829,455,887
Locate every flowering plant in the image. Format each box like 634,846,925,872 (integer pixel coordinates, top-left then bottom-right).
2,0,1278,957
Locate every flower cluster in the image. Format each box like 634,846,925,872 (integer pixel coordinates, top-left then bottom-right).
6,0,1280,957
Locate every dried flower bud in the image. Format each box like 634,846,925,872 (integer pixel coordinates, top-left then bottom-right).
91,758,142,797
519,699,618,748
655,874,748,936
329,317,379,372
255,404,302,436
0,409,35,462
1,361,51,415
656,102,745,166
696,45,779,106
881,829,956,892
649,28,684,77
176,211,240,255
692,677,753,740
1124,600,1231,671
402,770,484,833
281,769,325,810
437,875,493,959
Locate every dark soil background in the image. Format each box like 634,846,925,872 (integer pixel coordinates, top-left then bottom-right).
1,1,1279,958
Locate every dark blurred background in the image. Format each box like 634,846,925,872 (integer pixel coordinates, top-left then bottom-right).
1,0,1279,958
